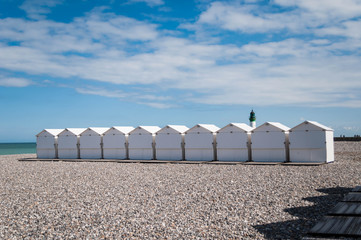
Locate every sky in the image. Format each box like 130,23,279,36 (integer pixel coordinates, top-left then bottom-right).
1,0,361,142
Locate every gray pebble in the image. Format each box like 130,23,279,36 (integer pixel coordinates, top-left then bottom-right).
0,142,360,239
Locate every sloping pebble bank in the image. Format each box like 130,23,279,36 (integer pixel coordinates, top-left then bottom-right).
0,142,360,239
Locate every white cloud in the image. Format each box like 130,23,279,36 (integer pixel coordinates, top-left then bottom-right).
126,0,164,7
140,101,176,109
20,0,63,20
318,20,361,39
240,38,314,57
75,87,175,109
343,126,360,131
76,87,129,99
275,0,361,20
197,2,289,33
0,12,158,54
1,22,361,107
1,4,361,108
195,0,361,35
81,11,159,42
0,44,70,77
0,77,33,87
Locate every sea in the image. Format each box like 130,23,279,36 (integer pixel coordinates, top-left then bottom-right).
0,143,36,155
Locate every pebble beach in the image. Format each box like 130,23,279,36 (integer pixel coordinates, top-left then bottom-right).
0,142,360,239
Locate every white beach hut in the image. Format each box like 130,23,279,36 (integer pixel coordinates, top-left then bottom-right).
289,121,334,163
58,128,86,159
103,126,134,159
155,125,189,161
216,123,253,162
36,129,63,159
128,126,161,160
251,122,290,162
79,127,109,159
184,124,220,161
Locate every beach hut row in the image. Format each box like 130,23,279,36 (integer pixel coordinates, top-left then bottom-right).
36,121,334,163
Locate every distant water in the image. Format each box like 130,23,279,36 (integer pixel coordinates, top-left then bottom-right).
0,143,36,155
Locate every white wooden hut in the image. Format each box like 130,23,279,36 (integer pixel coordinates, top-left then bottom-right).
184,124,220,161
289,121,334,163
155,125,189,161
58,128,86,159
251,122,290,162
103,126,134,159
216,123,253,162
79,127,109,159
36,129,63,159
128,126,161,160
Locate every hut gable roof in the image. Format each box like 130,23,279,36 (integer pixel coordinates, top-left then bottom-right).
157,125,189,134
186,124,220,134
290,121,333,132
252,122,290,133
59,128,87,136
105,126,135,135
218,123,253,133
130,126,161,135
82,127,109,136
36,129,64,137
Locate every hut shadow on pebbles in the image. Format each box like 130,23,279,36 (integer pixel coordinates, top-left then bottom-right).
253,187,352,240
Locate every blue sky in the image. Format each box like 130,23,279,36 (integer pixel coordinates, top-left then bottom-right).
1,0,361,142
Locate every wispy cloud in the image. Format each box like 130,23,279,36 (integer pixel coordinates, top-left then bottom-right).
141,101,175,109
75,87,129,99
20,0,64,20
125,0,164,7
0,77,33,87
75,86,175,109
343,126,360,131
195,0,361,35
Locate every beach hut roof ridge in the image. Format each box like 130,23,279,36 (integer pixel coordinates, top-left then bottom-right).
291,120,333,131
131,126,161,134
158,125,189,133
86,127,110,135
253,122,290,132
186,124,220,133
106,126,135,134
36,129,64,137
62,128,87,135
218,123,254,132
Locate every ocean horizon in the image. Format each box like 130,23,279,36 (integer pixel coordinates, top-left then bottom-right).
0,142,36,155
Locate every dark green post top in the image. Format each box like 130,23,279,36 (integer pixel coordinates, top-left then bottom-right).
249,109,256,121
